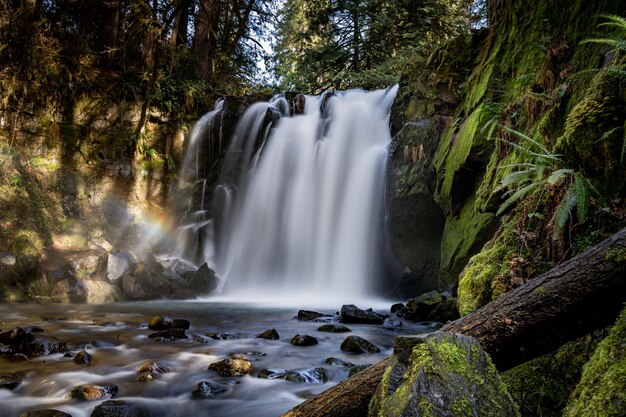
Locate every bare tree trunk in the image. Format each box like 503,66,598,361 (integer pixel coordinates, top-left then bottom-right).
281,228,626,417
102,0,120,68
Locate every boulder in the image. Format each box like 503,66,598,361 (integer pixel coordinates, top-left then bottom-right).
429,298,460,323
136,360,168,375
23,334,66,357
390,303,405,314
206,332,238,340
73,350,92,365
148,316,190,331
340,336,380,354
148,328,187,341
68,384,118,401
0,372,22,390
258,367,328,384
369,332,520,417
91,400,142,417
0,252,17,285
290,334,318,346
107,251,136,283
19,411,72,417
257,329,280,340
340,305,385,325
182,263,218,293
192,381,227,399
383,317,403,328
317,324,351,333
297,310,333,321
208,358,253,377
324,357,355,367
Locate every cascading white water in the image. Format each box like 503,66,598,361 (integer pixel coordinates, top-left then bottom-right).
214,86,398,300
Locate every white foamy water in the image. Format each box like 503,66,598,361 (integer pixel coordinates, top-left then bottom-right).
215,87,398,300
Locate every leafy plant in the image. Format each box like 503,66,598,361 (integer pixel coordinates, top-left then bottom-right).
495,126,605,238
581,15,626,77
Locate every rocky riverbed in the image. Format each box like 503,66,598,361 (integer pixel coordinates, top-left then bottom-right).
0,300,441,417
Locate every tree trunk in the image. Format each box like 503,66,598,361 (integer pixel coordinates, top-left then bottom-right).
102,0,120,68
281,227,626,417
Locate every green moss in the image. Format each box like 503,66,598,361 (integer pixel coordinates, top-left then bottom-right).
439,195,496,289
564,307,626,416
604,248,626,265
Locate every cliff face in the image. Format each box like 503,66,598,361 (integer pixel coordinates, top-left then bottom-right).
389,0,626,301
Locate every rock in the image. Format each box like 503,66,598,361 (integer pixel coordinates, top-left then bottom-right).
182,263,218,293
136,360,168,375
0,327,29,345
19,411,72,417
324,357,354,367
340,305,385,325
383,317,403,328
208,358,253,377
401,290,447,321
23,334,66,357
317,324,351,333
107,251,136,283
206,332,238,340
73,350,92,365
290,334,318,346
369,332,520,417
340,336,380,353
91,400,142,417
428,298,460,323
390,303,405,314
191,381,227,399
297,310,333,321
348,364,372,377
148,328,187,341
0,252,17,285
16,254,41,274
68,384,118,401
63,249,109,281
258,367,328,383
256,329,280,340
148,316,190,331
88,237,115,252
0,372,22,390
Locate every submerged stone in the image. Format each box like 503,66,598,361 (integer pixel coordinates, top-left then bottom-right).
0,372,22,390
91,400,142,417
136,360,169,375
340,336,380,353
258,367,328,383
324,357,355,367
317,324,351,333
206,332,238,340
369,332,520,417
290,334,318,346
256,329,280,340
68,384,118,401
192,381,227,399
340,305,385,325
19,411,72,417
148,328,187,341
208,358,253,377
147,316,190,331
73,350,92,365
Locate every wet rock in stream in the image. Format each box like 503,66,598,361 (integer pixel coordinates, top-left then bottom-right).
19,410,72,417
68,384,118,401
256,328,280,339
296,310,333,321
0,372,23,390
258,367,328,383
147,328,187,341
73,350,92,364
290,334,318,346
208,358,253,377
340,304,385,325
191,381,228,399
317,324,351,333
206,332,238,340
136,360,168,381
91,400,143,417
324,357,355,367
147,316,190,331
340,335,380,353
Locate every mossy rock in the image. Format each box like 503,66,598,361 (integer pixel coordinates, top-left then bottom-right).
208,358,253,377
369,332,520,417
563,307,626,416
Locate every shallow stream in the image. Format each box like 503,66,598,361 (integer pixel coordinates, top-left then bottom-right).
0,299,434,417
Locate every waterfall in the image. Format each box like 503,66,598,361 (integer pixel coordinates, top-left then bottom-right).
212,86,398,300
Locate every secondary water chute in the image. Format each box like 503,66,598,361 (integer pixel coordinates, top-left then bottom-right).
176,86,398,300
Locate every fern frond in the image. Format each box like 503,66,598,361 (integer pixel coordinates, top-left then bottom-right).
547,168,574,184
553,186,576,237
499,138,562,161
574,172,589,221
501,125,551,154
496,169,535,192
597,14,626,31
497,182,539,215
594,127,622,144
581,37,626,52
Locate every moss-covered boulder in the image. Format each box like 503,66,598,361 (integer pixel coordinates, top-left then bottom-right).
369,332,519,417
208,358,253,377
563,307,626,416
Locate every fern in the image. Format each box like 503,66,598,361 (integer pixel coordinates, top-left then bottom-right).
574,172,589,221
553,186,576,237
547,168,574,185
497,182,539,216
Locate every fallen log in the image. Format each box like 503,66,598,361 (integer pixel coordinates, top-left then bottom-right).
281,227,626,417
